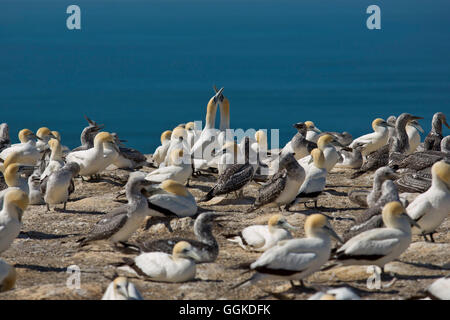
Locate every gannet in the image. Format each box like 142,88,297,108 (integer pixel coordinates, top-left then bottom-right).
146,149,192,185
191,88,223,161
335,144,364,169
406,120,424,154
66,132,119,177
233,214,342,288
199,137,255,202
424,112,449,151
35,127,56,153
348,166,399,208
216,87,231,148
252,130,268,156
305,121,322,143
248,152,305,212
226,214,297,251
281,122,316,161
102,277,143,300
124,212,223,263
0,157,34,207
344,180,403,242
40,138,64,181
320,131,353,147
163,126,189,166
152,130,172,167
0,123,10,152
332,201,419,273
50,130,70,155
77,173,153,246
298,134,342,172
308,287,360,300
406,161,450,242
395,168,432,194
185,122,197,149
72,115,104,151
289,148,327,209
117,241,201,283
40,162,80,211
215,141,244,175
146,179,197,218
349,118,393,157
0,129,41,165
0,189,29,253
106,133,147,170
0,258,16,292
425,275,450,300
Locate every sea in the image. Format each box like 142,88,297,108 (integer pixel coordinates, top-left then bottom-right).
1,0,449,153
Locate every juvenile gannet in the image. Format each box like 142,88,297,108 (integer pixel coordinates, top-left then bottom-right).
0,129,41,165
395,168,432,194
348,166,399,208
289,148,327,209
146,179,197,218
191,88,223,161
77,173,153,246
305,121,322,143
35,127,57,153
226,214,297,251
308,287,360,300
233,214,342,288
101,277,143,300
281,122,316,160
152,130,172,167
0,123,10,152
124,212,223,263
332,201,419,273
215,141,244,175
0,258,16,292
117,241,201,282
72,115,104,151
0,189,29,253
66,132,119,178
424,112,449,151
335,144,364,169
406,120,424,154
406,161,450,242
248,153,305,212
40,162,80,211
349,118,393,157
40,138,64,181
199,137,255,202
145,149,192,185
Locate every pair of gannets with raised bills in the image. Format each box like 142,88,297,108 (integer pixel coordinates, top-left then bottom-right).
233,214,342,289
116,241,201,283
226,214,297,251
102,277,143,300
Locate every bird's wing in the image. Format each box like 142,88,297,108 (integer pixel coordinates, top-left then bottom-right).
254,170,287,207
147,194,188,217
406,195,432,221
81,212,128,243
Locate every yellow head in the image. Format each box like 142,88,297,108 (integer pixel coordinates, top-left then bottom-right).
304,214,327,235
432,161,450,188
381,201,405,228
268,214,284,227
51,131,61,141
36,127,52,139
185,122,195,131
0,263,16,293
371,118,385,131
311,148,325,169
160,130,172,144
172,127,187,141
48,138,61,152
317,134,333,149
18,129,34,143
172,241,200,261
4,189,29,212
94,132,115,144
255,130,267,144
160,179,189,197
305,121,315,129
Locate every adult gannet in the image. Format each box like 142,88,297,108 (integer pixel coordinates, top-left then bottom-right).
101,277,143,300
77,173,153,246
251,130,268,156
185,122,198,149
146,179,197,219
0,189,29,254
298,134,342,172
406,120,424,154
216,87,231,148
348,166,399,208
145,149,192,185
0,123,10,152
424,112,449,151
248,152,305,212
0,258,16,292
232,214,342,288
305,121,322,143
308,287,360,300
425,275,450,300
124,212,223,263
66,132,119,178
40,162,80,211
117,241,201,283
0,156,34,207
50,130,70,155
0,129,40,165
152,130,172,167
320,131,353,147
406,161,450,242
289,148,327,209
191,88,223,161
349,118,393,157
281,122,316,161
226,214,297,251
331,201,419,273
199,137,255,202
35,127,57,153
40,138,64,181
72,115,104,151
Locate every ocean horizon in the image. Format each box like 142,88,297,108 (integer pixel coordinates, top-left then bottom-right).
2,0,449,153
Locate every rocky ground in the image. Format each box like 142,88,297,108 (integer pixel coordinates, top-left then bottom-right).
0,156,449,300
